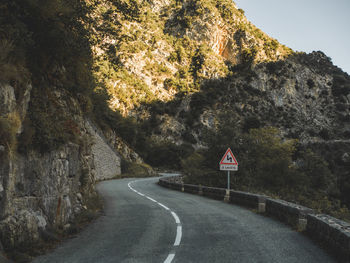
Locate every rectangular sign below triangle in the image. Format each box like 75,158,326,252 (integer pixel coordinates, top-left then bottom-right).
220,164,238,171
219,148,238,171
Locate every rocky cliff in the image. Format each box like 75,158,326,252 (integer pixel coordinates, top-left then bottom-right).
85,0,292,115
85,120,121,180
81,0,350,215
0,1,126,260
83,0,350,168
82,0,349,145
0,81,122,259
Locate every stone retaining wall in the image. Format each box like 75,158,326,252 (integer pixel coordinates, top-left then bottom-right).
265,198,313,231
230,191,266,212
85,120,121,180
306,214,350,262
158,176,350,261
202,186,226,200
158,179,182,191
183,184,200,194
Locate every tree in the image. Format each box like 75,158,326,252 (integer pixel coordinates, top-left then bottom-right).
244,127,298,190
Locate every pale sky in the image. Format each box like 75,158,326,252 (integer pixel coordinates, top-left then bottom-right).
233,0,350,74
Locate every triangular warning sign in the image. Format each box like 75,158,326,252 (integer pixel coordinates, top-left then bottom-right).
220,148,238,165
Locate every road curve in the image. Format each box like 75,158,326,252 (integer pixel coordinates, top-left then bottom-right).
33,176,335,263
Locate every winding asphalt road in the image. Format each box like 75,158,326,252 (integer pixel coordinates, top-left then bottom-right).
33,176,335,263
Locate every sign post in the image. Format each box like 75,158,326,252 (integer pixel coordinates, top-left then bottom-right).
219,148,238,191
227,171,230,191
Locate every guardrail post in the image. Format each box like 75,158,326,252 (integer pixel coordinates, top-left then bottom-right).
198,185,203,195
224,190,230,202
298,218,307,232
258,202,266,213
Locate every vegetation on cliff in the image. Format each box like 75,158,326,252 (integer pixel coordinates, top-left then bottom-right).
84,0,292,115
1,0,350,226
182,125,350,221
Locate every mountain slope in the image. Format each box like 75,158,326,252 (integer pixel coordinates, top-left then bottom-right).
83,0,350,218
86,0,292,114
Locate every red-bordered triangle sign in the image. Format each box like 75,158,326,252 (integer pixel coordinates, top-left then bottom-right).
220,148,238,165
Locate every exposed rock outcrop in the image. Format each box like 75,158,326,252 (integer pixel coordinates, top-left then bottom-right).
0,143,93,250
104,129,144,164
85,120,121,180
0,82,121,254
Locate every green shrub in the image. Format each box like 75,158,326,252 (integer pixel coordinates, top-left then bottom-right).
332,73,350,96
27,87,82,153
297,149,334,191
241,46,258,65
319,128,330,140
18,117,35,153
0,113,21,151
181,152,226,186
339,173,350,210
120,160,154,178
182,123,350,221
185,126,299,190
307,79,315,89
243,116,261,132
216,0,243,21
144,140,194,169
182,130,196,144
243,127,298,190
190,45,207,79
79,168,90,187
113,0,142,21
0,38,30,91
265,60,285,74
73,193,103,227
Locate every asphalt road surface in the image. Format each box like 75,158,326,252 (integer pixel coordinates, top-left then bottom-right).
33,176,335,263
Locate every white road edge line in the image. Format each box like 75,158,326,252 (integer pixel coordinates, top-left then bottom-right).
157,202,170,211
128,179,182,263
164,253,175,263
174,226,182,246
146,196,157,202
171,212,180,224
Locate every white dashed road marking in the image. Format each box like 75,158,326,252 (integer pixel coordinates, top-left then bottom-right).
128,179,182,263
171,212,180,224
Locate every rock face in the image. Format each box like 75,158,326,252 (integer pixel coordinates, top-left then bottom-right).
0,82,121,252
307,214,350,261
86,0,292,115
79,0,350,208
0,84,16,115
83,0,349,154
85,120,121,180
0,143,92,250
104,129,144,164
